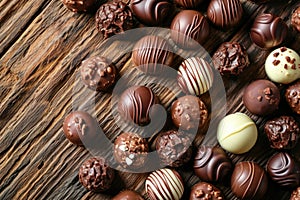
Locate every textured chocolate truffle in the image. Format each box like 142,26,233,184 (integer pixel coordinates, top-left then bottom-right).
207,0,243,28
292,7,300,32
212,42,250,76
193,145,233,182
171,95,208,131
132,35,174,74
250,13,288,49
156,130,193,167
61,0,97,12
112,190,144,200
190,182,224,200
264,116,300,149
96,1,134,39
267,152,300,188
174,0,204,8
170,10,210,49
286,80,300,114
114,132,148,169
231,161,268,200
291,187,300,200
146,168,184,200
63,111,99,146
243,79,280,116
118,86,159,125
79,157,115,192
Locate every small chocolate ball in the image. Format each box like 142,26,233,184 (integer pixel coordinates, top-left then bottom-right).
291,187,300,200
61,0,97,12
190,182,224,200
286,80,300,114
292,7,300,32
112,190,144,200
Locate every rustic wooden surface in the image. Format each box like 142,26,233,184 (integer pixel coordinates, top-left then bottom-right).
1,0,300,199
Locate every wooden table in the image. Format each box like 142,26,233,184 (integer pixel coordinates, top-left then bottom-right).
1,0,300,199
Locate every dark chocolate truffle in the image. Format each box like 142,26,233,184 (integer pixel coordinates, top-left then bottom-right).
250,13,288,49
114,132,148,169
174,0,204,8
264,116,300,149
132,35,174,74
96,1,134,39
291,187,300,200
112,190,144,200
156,130,193,167
61,0,97,12
267,152,300,188
80,56,117,91
243,79,280,116
170,10,210,49
63,111,99,146
292,7,300,32
171,95,208,131
212,42,250,76
193,145,232,182
231,161,268,200
207,0,243,28
190,182,224,200
286,80,300,114
79,157,115,192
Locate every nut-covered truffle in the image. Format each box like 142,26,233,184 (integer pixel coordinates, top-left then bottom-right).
291,187,300,200
190,182,224,200
292,7,300,32
286,80,300,114
79,157,115,192
61,0,97,12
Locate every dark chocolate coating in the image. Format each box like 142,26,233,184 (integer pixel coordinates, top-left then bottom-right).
231,161,268,200
243,79,280,116
264,116,300,149
292,7,300,32
61,0,97,12
170,10,210,49
79,157,115,192
291,187,300,200
250,13,288,49
190,182,224,200
112,190,144,200
193,145,233,182
207,0,243,28
174,0,204,8
286,80,300,114
267,152,300,188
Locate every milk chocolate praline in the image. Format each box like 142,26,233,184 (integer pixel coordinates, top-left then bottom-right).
112,190,144,200
286,80,300,114
190,182,224,200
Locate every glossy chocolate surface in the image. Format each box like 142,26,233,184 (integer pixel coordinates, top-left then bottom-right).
112,190,144,200
286,80,300,114
292,7,300,32
62,0,96,12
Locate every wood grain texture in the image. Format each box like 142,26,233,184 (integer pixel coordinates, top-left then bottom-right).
1,0,300,199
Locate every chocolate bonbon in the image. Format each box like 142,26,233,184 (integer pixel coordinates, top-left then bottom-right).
286,80,300,114
174,0,204,9
112,190,144,200
292,7,300,32
61,0,97,12
190,182,224,200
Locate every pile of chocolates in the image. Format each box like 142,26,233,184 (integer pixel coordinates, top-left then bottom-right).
60,0,300,199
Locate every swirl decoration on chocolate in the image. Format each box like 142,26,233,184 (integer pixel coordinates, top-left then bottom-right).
174,0,204,8
286,80,300,114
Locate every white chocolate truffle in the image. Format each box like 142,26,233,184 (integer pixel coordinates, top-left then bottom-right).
217,112,258,154
265,47,300,84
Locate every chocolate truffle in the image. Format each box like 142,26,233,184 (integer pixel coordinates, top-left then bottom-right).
156,130,193,167
79,157,115,192
174,0,204,8
291,187,300,200
80,56,117,91
212,42,250,76
190,182,224,200
171,95,208,131
217,112,257,154
207,0,243,28
96,1,134,39
118,86,159,125
132,35,174,74
146,168,184,200
61,0,97,12
114,132,148,169
286,80,300,114
267,152,300,189
112,190,144,200
292,7,300,32
170,10,210,49
250,13,288,49
130,0,174,26
243,79,280,115
178,57,214,96
265,47,300,84
231,161,268,200
63,111,99,146
264,116,300,149
193,145,233,182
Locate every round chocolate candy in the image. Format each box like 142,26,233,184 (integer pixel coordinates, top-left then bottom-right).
146,168,184,200
212,42,250,76
292,7,300,32
207,0,243,28
114,132,148,169
291,187,300,200
193,145,233,182
265,47,300,84
171,95,208,131
286,80,300,114
243,79,280,116
267,152,300,189
118,85,159,125
178,57,214,96
250,13,288,49
190,182,224,200
217,112,257,154
61,0,97,12
174,0,204,9
79,157,115,192
264,116,300,150
96,1,134,39
231,161,268,200
63,111,99,146
170,10,210,49
112,190,144,200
